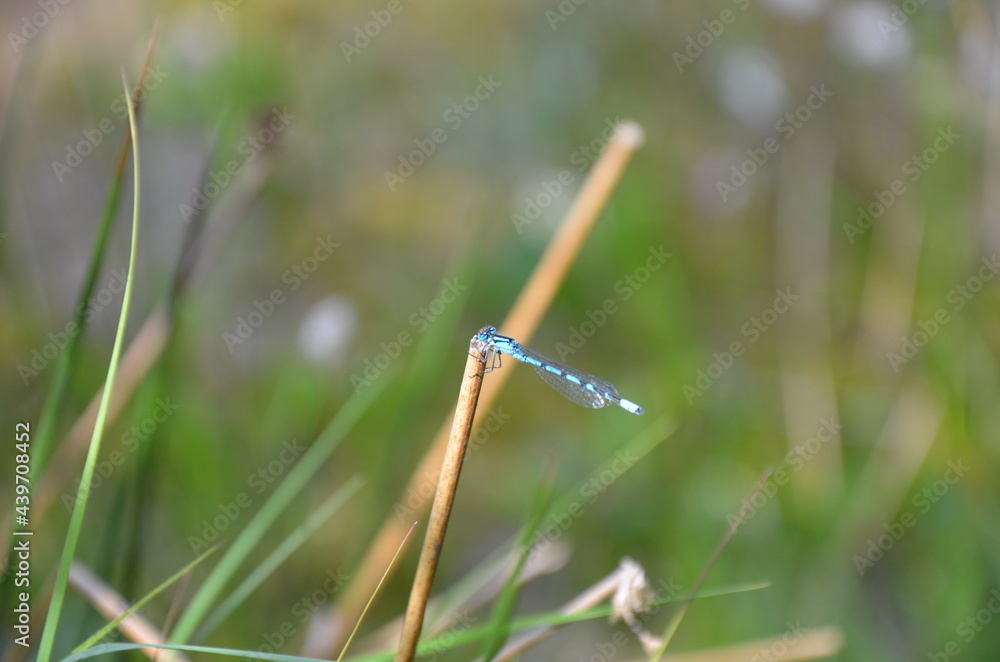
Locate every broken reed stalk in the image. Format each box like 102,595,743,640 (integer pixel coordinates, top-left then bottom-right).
493,563,632,661
395,333,489,662
320,120,646,657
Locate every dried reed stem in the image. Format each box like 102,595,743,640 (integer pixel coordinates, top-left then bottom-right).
394,333,489,661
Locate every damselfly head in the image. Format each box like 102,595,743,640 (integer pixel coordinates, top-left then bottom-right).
475,325,497,342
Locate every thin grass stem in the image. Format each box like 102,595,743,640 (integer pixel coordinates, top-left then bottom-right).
36,68,143,662
650,468,775,661
0,24,161,596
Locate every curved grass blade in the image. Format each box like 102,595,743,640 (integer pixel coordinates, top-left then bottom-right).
28,20,160,481
0,24,160,618
37,68,144,662
60,642,330,662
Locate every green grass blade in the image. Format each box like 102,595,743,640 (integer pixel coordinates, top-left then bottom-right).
28,24,159,481
547,414,677,522
59,642,332,662
0,40,157,622
37,70,144,662
169,380,387,643
71,544,222,653
197,475,366,639
54,583,770,662
55,578,767,662
30,171,122,476
344,581,772,662
479,464,556,660
648,468,776,662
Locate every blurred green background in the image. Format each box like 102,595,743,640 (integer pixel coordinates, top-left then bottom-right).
1,0,999,659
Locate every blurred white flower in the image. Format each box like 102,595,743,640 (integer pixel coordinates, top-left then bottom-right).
829,2,912,69
716,47,789,130
297,295,358,367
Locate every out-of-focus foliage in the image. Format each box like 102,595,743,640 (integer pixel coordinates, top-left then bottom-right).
1,0,998,659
